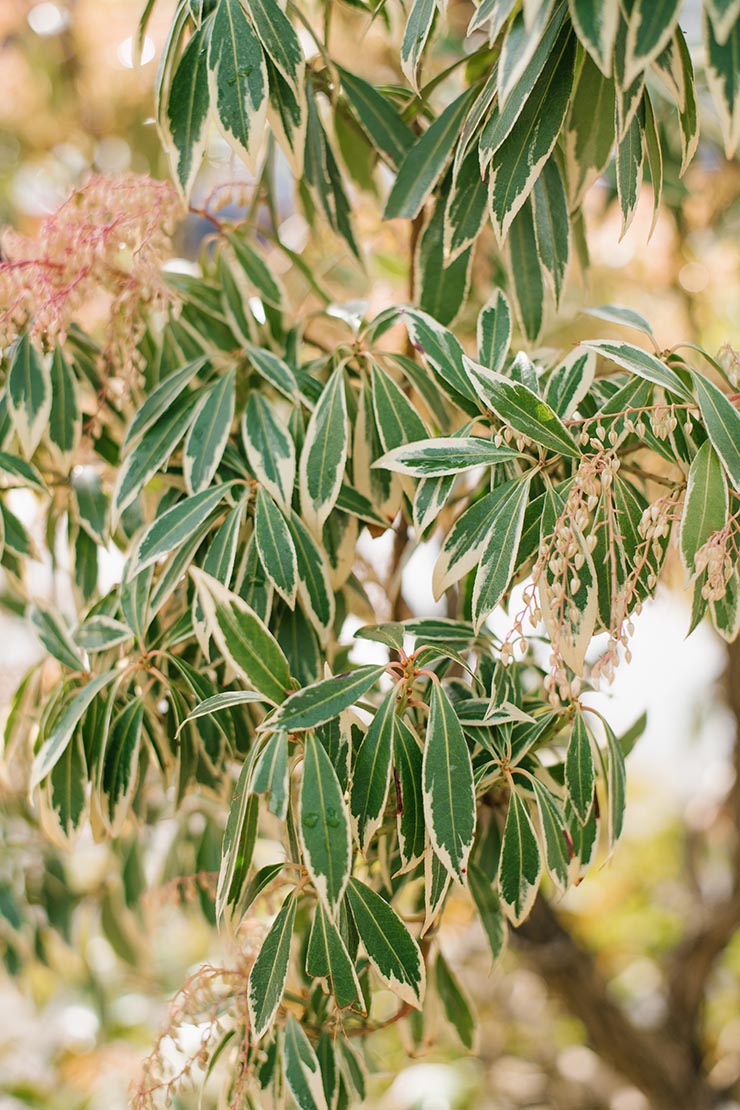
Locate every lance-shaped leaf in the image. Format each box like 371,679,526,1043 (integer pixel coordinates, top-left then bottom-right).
477,290,512,376
532,158,570,306
243,393,296,508
706,0,740,44
284,1014,328,1110
345,878,425,1007
394,716,425,870
370,362,427,452
177,689,267,733
623,0,681,85
133,484,232,576
248,891,297,1039
583,340,693,402
100,698,144,835
498,789,542,924
208,0,268,172
227,233,285,309
255,488,298,606
433,478,528,599
216,758,260,920
385,87,477,220
32,670,118,787
376,437,522,478
704,10,740,157
527,775,570,890
507,199,544,341
350,686,397,853
306,902,364,1010
470,365,582,458
304,88,359,258
286,509,335,641
400,0,437,92
423,682,476,884
191,568,291,704
443,150,488,264
300,365,348,533
263,665,385,733
615,100,644,236
44,733,87,848
681,441,729,574
7,334,51,458
49,347,80,458
247,345,298,398
114,392,198,516
251,729,289,819
568,0,619,75
183,369,235,494
401,307,480,409
124,357,207,449
435,952,476,1050
468,861,507,964
424,844,451,934
472,475,532,631
167,19,211,199
75,616,132,653
489,29,577,240
692,372,740,490
417,189,474,327
300,732,352,917
244,0,303,93
266,55,306,174
339,68,415,170
30,603,85,671
566,712,595,824
0,450,46,493
563,54,616,207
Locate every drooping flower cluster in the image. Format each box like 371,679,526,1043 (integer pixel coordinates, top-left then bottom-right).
695,516,740,601
0,173,181,358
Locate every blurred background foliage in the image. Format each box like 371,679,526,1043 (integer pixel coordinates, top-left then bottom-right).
1,1,740,1108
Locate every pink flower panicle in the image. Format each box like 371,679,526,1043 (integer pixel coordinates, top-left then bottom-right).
0,173,181,355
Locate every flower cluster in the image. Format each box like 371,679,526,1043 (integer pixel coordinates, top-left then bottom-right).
695,518,739,601
0,173,180,361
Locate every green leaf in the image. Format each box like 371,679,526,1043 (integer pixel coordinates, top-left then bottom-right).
227,233,285,309
692,372,740,490
243,0,303,94
339,69,415,169
264,665,385,733
643,90,663,233
400,0,437,91
7,334,51,457
286,509,335,641
615,99,644,236
602,717,627,849
469,366,582,458
568,0,619,75
370,362,427,453
49,348,80,458
565,713,595,824
133,484,232,575
384,87,477,220
477,290,512,376
208,0,268,171
306,902,364,1010
532,158,570,307
167,19,212,199
706,0,740,44
417,190,474,327
29,603,84,671
489,28,577,239
527,775,570,889
183,369,235,493
376,437,522,478
75,616,132,653
177,689,266,733
0,450,46,493
394,716,425,870
704,11,740,157
563,53,616,207
443,150,488,263
680,441,729,574
349,686,397,853
300,731,352,917
284,1014,328,1110
248,891,297,1039
191,568,292,703
435,952,476,1050
114,392,198,516
582,303,656,341
497,3,566,107
243,393,296,508
124,356,206,450
255,488,298,606
346,878,425,1007
100,698,144,835
498,789,542,924
423,682,476,884
304,87,360,258
299,365,348,532
507,200,545,341
251,729,289,818
45,732,87,846
216,759,260,920
32,670,118,787
624,0,681,85
582,340,693,402
468,861,507,964
472,475,532,631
